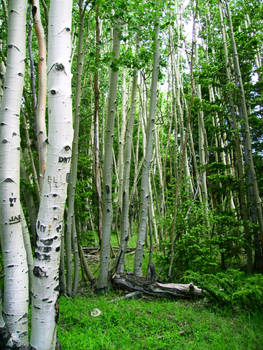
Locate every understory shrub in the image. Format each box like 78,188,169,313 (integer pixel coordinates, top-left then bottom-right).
183,269,263,311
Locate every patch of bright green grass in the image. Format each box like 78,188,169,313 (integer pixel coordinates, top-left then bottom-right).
58,295,263,350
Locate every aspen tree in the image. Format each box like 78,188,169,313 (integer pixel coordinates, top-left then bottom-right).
0,1,29,347
66,0,88,297
117,68,129,210
134,15,160,277
97,24,121,291
218,0,252,268
93,4,103,245
224,0,263,270
117,66,138,274
30,0,73,348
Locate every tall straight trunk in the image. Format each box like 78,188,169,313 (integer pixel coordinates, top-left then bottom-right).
30,1,73,349
218,0,252,269
0,1,29,348
134,20,160,277
197,83,209,217
224,0,263,269
93,5,103,245
65,1,87,297
117,67,138,274
117,68,128,210
32,0,47,190
168,2,198,277
97,25,121,291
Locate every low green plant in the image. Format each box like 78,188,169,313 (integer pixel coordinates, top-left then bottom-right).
183,269,263,311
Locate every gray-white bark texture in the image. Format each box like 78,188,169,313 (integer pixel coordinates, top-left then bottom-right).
0,1,29,347
30,1,73,349
97,25,121,291
134,21,160,277
117,68,138,274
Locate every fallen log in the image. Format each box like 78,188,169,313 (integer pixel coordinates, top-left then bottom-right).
112,273,203,299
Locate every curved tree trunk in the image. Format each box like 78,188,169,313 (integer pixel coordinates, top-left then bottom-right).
32,0,48,191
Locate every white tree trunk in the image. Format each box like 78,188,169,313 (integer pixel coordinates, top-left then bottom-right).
30,1,73,349
0,1,29,347
97,25,121,291
134,20,160,276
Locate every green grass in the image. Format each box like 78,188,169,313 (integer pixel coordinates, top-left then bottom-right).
58,294,263,350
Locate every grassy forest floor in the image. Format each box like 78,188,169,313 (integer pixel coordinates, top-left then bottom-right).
58,233,263,349
58,294,263,350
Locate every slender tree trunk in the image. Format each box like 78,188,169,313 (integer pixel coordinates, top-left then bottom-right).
32,0,47,191
93,5,103,246
168,2,198,277
30,1,73,349
117,66,138,274
134,19,160,277
224,0,263,270
117,68,128,210
0,1,29,348
218,0,252,269
65,1,87,297
97,25,121,291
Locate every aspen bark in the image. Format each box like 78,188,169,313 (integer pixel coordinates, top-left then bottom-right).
224,0,263,269
93,5,103,245
134,21,160,277
117,68,128,210
0,1,29,347
97,25,121,291
218,0,252,268
65,0,86,296
30,1,73,349
117,67,138,274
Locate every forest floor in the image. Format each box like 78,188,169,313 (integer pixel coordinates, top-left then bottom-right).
58,293,263,350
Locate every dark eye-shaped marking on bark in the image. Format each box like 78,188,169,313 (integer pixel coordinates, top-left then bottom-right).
40,238,53,246
2,139,8,144
65,27,70,32
35,252,51,261
39,246,52,253
7,44,20,52
50,89,57,95
64,145,71,151
33,266,48,278
55,63,65,71
4,178,14,183
32,5,37,17
18,72,23,77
